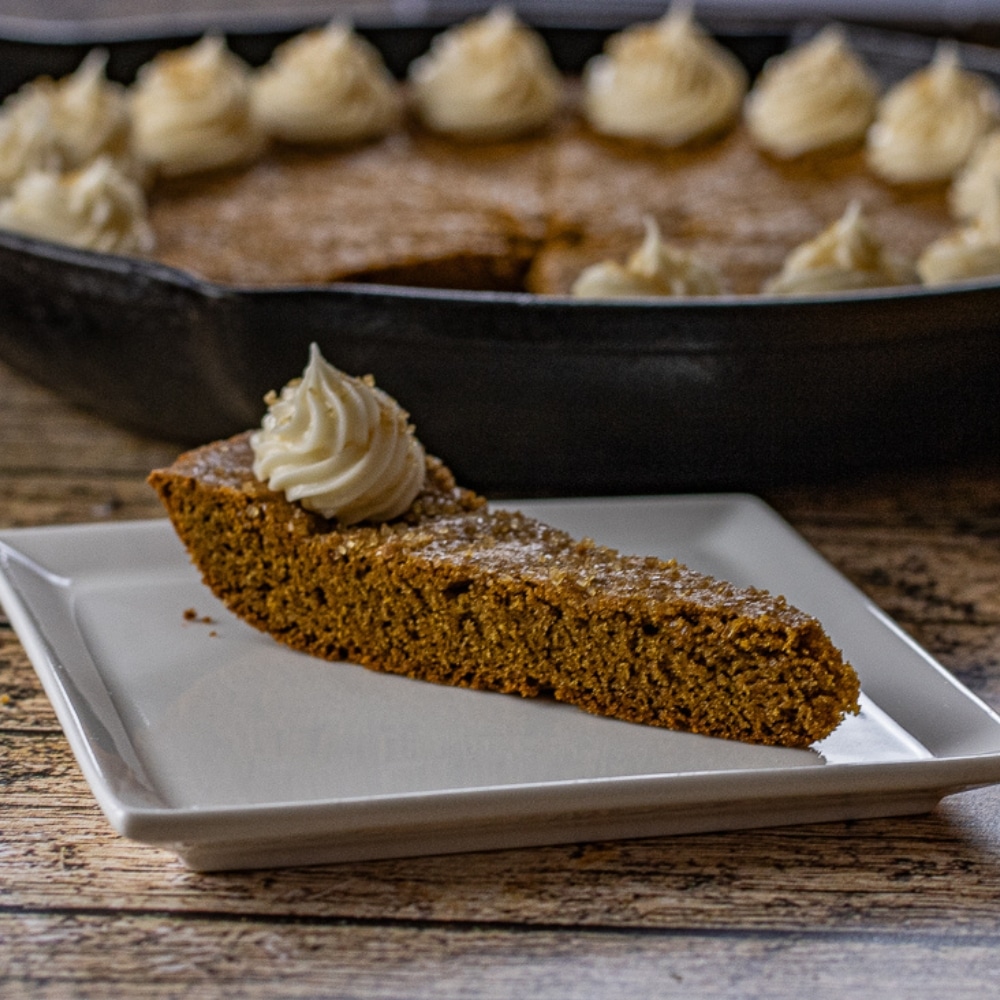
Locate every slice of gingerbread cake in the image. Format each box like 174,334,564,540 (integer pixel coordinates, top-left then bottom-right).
148,344,860,748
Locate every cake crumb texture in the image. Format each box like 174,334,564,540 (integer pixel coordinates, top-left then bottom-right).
149,433,860,748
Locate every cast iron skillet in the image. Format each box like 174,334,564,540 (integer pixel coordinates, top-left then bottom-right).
0,14,998,496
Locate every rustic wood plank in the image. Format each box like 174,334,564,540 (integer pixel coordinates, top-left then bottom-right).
0,636,58,727
766,459,1000,526
2,910,1000,1000
0,475,172,528
900,621,1000,703
0,365,180,478
786,529,1000,623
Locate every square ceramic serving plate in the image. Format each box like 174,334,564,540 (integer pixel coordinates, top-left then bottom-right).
3,494,1000,871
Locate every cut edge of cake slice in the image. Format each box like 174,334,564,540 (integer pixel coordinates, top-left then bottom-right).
148,432,860,749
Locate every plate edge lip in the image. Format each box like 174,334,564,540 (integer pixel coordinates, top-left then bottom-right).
0,560,133,832
114,754,1000,845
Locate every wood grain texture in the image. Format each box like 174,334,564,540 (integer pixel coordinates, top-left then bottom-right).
2,356,1000,998
5,911,1000,1000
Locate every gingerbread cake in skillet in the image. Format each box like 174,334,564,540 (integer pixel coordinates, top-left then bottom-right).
142,12,961,296
2,8,989,295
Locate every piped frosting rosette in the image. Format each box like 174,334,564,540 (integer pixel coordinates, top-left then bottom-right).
0,90,57,195
582,3,747,147
950,129,1000,222
409,6,561,141
0,49,132,194
129,35,265,177
251,344,427,525
867,42,1000,185
0,156,154,254
47,49,131,169
764,201,913,295
919,177,1000,285
572,217,724,297
252,22,401,145
745,26,879,158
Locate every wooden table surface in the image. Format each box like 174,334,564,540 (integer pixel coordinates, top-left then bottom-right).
2,355,1000,998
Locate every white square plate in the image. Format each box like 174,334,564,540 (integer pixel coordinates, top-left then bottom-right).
3,494,1000,871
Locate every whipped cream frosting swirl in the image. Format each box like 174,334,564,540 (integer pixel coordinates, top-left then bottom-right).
582,4,748,147
252,22,401,145
919,177,1000,285
572,216,724,298
0,155,154,254
764,201,913,295
130,35,265,177
251,344,427,525
745,26,879,158
866,42,1000,185
409,7,561,141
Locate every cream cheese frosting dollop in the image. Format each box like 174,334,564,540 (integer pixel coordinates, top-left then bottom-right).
745,26,879,158
129,35,265,177
251,343,427,525
764,201,913,295
251,22,401,145
582,4,748,147
571,216,724,298
409,7,561,141
0,155,154,254
919,177,1000,285
866,42,1000,185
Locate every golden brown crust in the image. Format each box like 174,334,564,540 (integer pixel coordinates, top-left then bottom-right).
149,433,860,747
